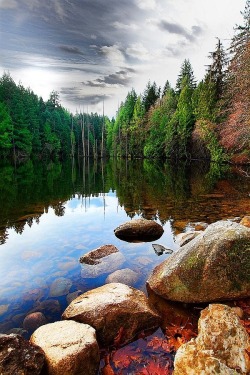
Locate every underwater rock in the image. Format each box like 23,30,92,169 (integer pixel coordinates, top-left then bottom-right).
175,231,202,247
105,268,139,286
79,244,119,265
80,251,125,279
23,312,47,332
49,277,72,297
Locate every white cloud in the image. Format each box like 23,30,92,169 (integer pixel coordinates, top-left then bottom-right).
100,45,125,66
0,0,17,9
126,43,151,61
136,0,156,10
112,21,139,31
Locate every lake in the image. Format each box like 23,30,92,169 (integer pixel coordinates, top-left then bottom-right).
0,158,249,340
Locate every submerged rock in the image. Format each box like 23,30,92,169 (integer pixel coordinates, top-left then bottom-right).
174,304,250,375
80,251,125,278
148,220,250,303
62,283,160,346
30,321,99,375
49,277,72,297
0,333,45,375
105,268,139,286
114,218,164,242
23,312,47,332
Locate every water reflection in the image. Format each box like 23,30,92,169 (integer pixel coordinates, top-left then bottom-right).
0,158,249,337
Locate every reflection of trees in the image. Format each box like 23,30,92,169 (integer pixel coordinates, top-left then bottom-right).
0,157,248,244
52,203,65,217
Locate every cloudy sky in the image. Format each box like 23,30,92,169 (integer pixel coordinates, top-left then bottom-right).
0,0,246,117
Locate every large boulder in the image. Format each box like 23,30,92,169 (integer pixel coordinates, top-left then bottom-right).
0,333,45,375
62,283,160,346
147,220,250,303
114,218,164,242
174,304,250,375
30,320,99,375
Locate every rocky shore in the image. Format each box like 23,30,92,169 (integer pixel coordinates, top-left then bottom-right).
0,217,250,374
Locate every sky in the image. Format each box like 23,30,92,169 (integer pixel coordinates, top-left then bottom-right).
0,0,246,117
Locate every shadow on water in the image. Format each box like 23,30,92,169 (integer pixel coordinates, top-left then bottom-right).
0,158,249,340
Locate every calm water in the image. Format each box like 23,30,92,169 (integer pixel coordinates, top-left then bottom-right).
0,158,249,338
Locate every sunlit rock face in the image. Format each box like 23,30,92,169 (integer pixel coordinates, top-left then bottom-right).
30,321,99,375
147,220,250,303
0,333,45,375
174,304,250,375
62,283,160,346
114,218,164,242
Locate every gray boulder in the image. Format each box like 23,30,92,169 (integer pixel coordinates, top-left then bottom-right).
147,220,250,303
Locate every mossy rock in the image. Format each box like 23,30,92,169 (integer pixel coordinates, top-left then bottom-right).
147,220,250,303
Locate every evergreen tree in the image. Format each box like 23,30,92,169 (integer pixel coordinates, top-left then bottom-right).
142,81,160,112
176,59,196,94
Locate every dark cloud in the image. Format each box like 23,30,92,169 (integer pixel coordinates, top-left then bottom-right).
59,45,84,55
84,68,136,88
60,87,111,106
158,20,203,42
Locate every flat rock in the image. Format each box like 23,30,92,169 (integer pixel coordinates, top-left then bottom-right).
0,333,45,375
105,268,139,286
174,304,250,374
80,251,125,278
79,244,119,265
62,283,160,346
30,320,99,375
114,219,164,242
148,220,250,303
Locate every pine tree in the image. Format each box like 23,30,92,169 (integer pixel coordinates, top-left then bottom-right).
176,59,196,94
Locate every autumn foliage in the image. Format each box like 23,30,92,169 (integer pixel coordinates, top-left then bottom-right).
99,299,250,375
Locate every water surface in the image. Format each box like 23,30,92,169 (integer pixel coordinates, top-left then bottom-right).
0,159,249,337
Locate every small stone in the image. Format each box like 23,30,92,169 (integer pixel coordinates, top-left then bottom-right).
0,305,9,317
175,231,202,247
66,291,82,305
80,252,125,279
79,245,119,265
23,312,47,332
49,277,72,297
105,268,139,286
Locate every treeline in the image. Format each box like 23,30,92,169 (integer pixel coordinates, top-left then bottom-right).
0,74,108,161
0,1,249,163
106,1,250,164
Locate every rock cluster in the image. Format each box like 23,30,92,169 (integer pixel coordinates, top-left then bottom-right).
62,282,160,346
174,304,250,375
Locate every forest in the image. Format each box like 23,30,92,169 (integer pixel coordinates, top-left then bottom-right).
0,1,249,164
